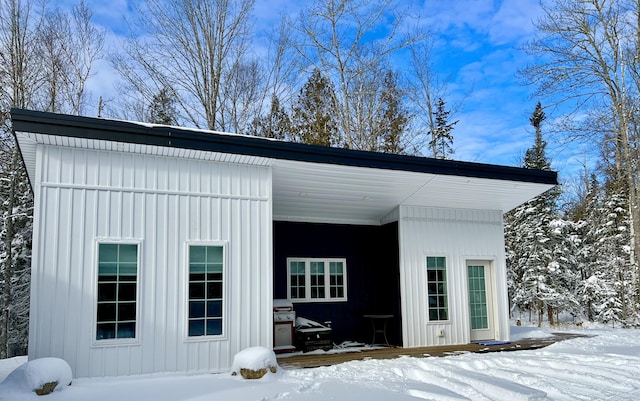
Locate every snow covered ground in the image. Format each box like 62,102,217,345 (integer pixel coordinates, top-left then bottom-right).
1,325,639,400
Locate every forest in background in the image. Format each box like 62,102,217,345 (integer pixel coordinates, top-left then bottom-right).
1,0,639,358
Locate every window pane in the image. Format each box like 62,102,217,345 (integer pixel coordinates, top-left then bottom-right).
96,323,115,340
310,261,324,274
98,262,117,278
207,282,222,299
190,263,206,275
292,286,305,299
189,246,206,263
117,322,135,338
291,261,305,275
330,262,343,274
119,245,138,263
97,303,116,322
118,303,136,321
188,320,204,336
98,283,116,301
189,283,205,299
118,283,136,301
98,244,118,263
189,301,205,318
206,319,222,336
207,300,222,318
206,271,222,281
206,246,223,264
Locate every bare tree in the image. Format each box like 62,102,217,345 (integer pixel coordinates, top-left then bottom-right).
221,58,263,134
64,1,104,114
289,0,420,150
407,37,462,156
113,0,257,132
35,1,104,115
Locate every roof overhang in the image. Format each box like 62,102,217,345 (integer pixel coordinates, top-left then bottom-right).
11,109,558,225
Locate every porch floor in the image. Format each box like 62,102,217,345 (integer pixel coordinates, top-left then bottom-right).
277,332,584,369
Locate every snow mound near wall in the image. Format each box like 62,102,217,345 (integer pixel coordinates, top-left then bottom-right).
0,357,72,396
230,346,280,379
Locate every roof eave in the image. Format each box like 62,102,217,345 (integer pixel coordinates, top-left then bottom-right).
10,108,558,186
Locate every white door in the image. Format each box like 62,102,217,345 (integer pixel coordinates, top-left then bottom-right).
467,261,495,342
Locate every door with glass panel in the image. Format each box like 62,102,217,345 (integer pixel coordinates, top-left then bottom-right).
467,261,494,341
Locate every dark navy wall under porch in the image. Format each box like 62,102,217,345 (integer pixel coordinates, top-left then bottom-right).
273,221,402,346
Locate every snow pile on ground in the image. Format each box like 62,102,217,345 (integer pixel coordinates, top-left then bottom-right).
1,326,640,400
230,346,280,379
0,357,71,398
510,324,554,341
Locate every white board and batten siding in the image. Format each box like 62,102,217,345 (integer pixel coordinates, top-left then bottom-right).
397,205,509,348
29,144,273,378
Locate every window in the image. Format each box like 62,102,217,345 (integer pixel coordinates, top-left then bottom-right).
188,245,224,337
96,243,138,340
287,258,347,302
427,256,448,321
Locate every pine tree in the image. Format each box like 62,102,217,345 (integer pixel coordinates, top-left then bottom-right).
574,174,602,322
594,184,633,325
246,95,291,140
428,97,457,159
291,69,338,147
148,86,178,125
379,70,409,154
505,102,571,326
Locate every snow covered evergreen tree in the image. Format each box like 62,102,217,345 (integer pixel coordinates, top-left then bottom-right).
505,102,578,325
593,185,634,325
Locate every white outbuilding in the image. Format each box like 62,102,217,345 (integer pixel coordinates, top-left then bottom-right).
11,109,557,378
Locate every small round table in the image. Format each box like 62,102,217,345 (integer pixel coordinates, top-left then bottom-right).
363,314,393,345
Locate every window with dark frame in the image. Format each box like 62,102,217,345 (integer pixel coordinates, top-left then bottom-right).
427,256,448,321
96,243,138,340
188,245,224,337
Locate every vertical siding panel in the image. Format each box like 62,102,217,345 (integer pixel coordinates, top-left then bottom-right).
140,192,156,374
66,188,82,372
76,189,95,376
150,193,166,372
47,187,62,356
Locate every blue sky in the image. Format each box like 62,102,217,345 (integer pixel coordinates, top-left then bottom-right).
74,0,587,183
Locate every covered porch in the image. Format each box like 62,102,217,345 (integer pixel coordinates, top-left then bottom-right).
273,220,402,347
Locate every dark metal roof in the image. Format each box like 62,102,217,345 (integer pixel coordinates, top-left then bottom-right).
10,108,557,185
